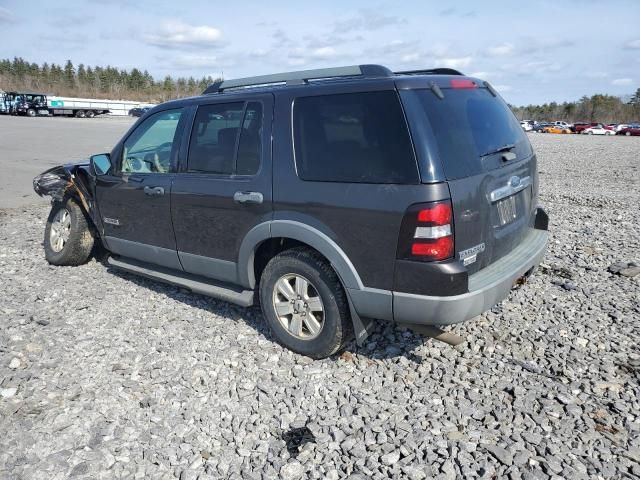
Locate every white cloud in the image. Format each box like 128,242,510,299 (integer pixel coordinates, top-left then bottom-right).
624,39,640,50
584,71,609,78
486,43,514,57
0,6,14,23
469,71,489,78
494,85,512,92
333,8,405,32
612,78,633,86
144,21,223,49
288,45,345,64
171,54,219,69
440,57,472,69
401,53,421,63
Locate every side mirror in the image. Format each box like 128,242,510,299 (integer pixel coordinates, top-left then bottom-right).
91,153,112,176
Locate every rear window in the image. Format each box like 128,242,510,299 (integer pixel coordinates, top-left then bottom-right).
407,88,532,180
293,91,419,184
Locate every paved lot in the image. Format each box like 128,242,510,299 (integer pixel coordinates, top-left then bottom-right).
0,115,134,208
0,128,639,479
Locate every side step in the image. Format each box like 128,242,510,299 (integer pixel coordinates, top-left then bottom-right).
107,256,255,307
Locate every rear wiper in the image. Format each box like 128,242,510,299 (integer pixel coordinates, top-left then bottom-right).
481,143,515,158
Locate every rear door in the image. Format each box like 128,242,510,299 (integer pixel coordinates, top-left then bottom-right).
95,108,186,270
171,95,273,284
400,85,537,274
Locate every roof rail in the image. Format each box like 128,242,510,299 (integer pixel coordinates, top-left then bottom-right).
395,68,464,76
203,64,393,94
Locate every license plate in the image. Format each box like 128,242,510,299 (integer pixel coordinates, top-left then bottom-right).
496,195,517,225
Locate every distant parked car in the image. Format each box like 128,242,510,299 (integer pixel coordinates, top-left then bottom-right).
128,106,152,117
617,125,640,136
575,122,613,134
532,122,552,132
583,125,616,135
552,121,572,129
571,122,589,133
520,121,533,132
543,125,572,134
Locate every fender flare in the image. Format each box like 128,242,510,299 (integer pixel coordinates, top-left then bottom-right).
237,220,364,290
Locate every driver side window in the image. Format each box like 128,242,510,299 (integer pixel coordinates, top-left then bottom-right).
121,109,183,174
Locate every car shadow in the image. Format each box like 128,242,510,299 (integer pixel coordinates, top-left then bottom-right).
104,263,435,363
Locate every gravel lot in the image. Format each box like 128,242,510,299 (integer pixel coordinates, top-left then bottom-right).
1,133,639,479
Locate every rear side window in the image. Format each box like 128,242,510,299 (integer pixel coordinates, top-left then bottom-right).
406,88,533,180
187,101,262,175
293,91,418,184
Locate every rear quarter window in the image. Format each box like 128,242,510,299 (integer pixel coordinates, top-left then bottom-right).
293,91,419,184
403,88,533,180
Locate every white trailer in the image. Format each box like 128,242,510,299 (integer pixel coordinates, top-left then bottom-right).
47,96,149,117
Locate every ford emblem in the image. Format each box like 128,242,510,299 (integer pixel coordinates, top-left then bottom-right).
510,176,521,188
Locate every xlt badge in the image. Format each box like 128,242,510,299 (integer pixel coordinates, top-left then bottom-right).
459,243,485,266
103,217,120,226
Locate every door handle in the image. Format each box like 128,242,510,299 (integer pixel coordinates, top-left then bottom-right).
233,191,263,204
143,186,165,196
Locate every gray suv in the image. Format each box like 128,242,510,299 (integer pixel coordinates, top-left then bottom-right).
34,64,548,358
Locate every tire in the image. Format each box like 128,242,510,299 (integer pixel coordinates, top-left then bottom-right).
75,110,86,118
588,131,593,135
86,110,95,118
26,108,36,117
259,247,352,359
626,131,631,136
44,198,94,266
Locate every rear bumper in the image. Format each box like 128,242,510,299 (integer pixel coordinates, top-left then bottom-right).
392,226,548,325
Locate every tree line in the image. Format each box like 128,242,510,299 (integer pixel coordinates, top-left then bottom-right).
511,91,640,124
0,57,220,102
2,56,639,122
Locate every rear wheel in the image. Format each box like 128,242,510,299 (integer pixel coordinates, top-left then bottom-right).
626,131,631,136
44,198,94,266
259,248,352,359
86,110,95,118
26,108,36,117
75,110,86,118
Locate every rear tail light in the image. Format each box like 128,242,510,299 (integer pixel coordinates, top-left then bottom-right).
397,200,455,262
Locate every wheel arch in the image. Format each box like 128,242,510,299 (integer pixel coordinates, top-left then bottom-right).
238,220,364,291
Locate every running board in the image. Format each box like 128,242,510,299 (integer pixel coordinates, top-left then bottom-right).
107,256,254,307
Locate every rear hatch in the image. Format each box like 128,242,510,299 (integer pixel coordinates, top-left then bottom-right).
400,80,538,275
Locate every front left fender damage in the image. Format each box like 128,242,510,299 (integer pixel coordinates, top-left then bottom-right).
33,163,96,225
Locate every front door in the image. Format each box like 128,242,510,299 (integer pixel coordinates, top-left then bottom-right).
96,108,186,270
171,96,273,284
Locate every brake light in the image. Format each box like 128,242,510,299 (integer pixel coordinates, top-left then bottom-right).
411,237,454,258
417,203,452,224
450,79,477,89
399,200,454,261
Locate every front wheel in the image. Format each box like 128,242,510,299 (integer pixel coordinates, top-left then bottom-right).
259,248,352,359
626,131,631,136
44,198,94,266
75,110,86,118
26,108,36,117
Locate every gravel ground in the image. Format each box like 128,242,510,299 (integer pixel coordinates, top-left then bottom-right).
1,134,639,479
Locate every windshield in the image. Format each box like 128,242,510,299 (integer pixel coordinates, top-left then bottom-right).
407,87,532,180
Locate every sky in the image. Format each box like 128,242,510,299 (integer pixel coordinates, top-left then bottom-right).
0,0,638,105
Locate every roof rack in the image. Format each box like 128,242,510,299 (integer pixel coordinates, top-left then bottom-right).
395,68,464,76
203,64,393,94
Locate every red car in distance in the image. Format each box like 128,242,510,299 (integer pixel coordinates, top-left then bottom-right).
573,122,614,134
617,125,640,136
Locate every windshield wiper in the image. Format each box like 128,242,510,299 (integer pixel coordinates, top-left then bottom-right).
481,143,515,158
